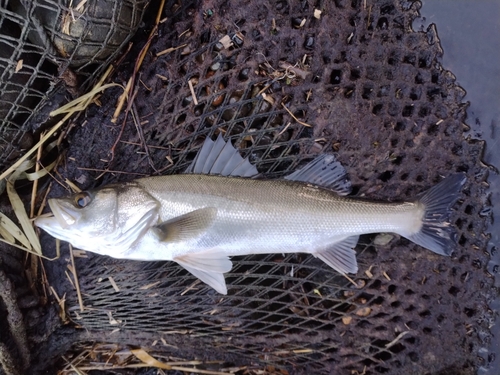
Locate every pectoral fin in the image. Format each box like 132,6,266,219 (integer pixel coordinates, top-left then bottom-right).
174,251,233,294
153,207,217,242
314,235,359,274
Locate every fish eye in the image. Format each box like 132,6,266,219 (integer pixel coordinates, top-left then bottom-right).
74,192,92,208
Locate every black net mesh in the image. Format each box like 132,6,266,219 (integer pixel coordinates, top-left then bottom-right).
0,0,495,374
0,0,149,172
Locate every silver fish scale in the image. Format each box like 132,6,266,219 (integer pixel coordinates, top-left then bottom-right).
135,174,421,259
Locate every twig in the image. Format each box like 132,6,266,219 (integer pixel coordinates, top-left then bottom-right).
385,331,410,349
156,43,188,57
29,132,45,218
188,79,198,105
65,270,76,289
131,99,158,173
69,244,84,312
50,286,67,323
108,82,135,168
111,79,132,124
281,104,312,127
36,181,52,217
120,141,171,150
62,355,87,375
342,273,359,287
108,277,120,292
277,121,291,137
76,167,148,176
38,254,50,304
109,0,167,151
181,279,200,296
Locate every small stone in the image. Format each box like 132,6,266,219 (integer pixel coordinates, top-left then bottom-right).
374,233,394,246
355,307,372,317
342,316,352,325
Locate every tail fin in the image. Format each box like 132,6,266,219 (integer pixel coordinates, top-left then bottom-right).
406,173,466,256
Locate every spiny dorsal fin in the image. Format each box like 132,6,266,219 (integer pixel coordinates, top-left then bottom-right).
185,134,258,177
313,235,359,274
152,207,217,242
285,154,351,195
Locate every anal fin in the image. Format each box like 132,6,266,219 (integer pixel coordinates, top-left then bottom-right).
313,235,359,274
174,251,233,294
178,264,228,294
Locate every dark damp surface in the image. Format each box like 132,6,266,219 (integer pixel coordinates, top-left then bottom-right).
414,1,500,374
20,0,495,374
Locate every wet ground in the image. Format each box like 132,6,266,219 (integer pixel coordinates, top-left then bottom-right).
0,1,496,374
38,0,492,373
414,1,500,373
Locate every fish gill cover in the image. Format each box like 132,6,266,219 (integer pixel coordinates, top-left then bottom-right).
0,0,495,374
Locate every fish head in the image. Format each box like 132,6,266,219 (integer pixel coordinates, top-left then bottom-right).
35,183,160,256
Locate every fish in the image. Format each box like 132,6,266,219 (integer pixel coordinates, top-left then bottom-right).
35,135,466,294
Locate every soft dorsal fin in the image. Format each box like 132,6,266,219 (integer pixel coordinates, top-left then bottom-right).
185,134,258,177
284,154,352,195
152,207,217,242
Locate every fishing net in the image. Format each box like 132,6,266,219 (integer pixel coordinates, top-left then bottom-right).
0,0,149,173
0,0,495,374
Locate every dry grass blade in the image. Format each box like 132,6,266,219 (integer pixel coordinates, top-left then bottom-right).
0,158,60,260
21,158,58,181
6,161,41,255
0,64,120,262
62,355,88,375
65,179,82,193
4,151,58,256
130,349,173,370
0,220,15,243
67,362,87,375
130,349,233,375
0,64,116,182
0,213,29,248
50,83,122,117
0,112,72,182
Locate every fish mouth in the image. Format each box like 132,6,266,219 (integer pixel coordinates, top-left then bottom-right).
47,199,82,228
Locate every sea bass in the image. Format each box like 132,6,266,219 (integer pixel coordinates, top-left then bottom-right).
35,135,465,294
